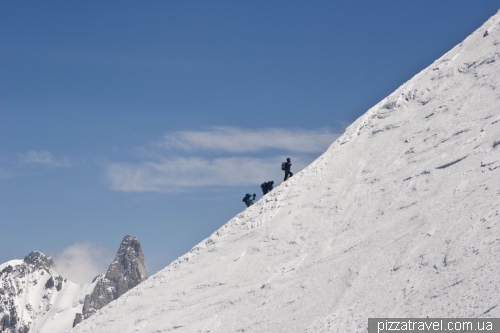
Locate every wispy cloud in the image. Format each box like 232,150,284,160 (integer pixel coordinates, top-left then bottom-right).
51,243,114,284
106,156,313,192
161,127,340,153
19,150,72,167
107,127,341,192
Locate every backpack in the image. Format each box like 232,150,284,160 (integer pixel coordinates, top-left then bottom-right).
242,194,251,202
281,162,286,170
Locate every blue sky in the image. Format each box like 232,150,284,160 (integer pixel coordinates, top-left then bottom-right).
1,1,499,280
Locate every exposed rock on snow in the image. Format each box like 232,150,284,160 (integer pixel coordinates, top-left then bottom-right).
73,313,83,328
79,235,147,320
63,9,500,333
23,251,54,270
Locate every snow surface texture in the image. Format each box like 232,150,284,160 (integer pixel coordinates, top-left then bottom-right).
0,252,96,333
70,11,500,333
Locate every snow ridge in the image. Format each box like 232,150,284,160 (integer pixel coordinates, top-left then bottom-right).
71,10,500,333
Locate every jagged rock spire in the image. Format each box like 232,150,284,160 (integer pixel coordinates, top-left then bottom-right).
80,235,147,320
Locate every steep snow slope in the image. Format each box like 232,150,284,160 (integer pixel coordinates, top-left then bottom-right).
70,10,500,333
33,278,95,333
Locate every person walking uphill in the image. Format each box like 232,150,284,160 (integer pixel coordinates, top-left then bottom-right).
282,158,293,181
260,181,274,195
242,193,257,207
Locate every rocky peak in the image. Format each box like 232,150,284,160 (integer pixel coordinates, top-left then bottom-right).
79,235,147,321
105,235,147,289
23,251,54,270
0,254,60,333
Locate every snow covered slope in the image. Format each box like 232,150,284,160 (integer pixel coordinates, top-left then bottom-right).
0,252,96,333
70,10,500,333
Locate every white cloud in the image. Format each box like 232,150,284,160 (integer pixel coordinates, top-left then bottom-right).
106,156,311,192
106,127,341,192
161,127,340,153
19,150,71,167
51,243,114,284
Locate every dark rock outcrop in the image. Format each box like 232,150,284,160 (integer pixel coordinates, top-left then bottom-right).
44,276,55,289
79,235,147,320
0,313,10,330
23,251,54,270
72,313,83,327
0,265,14,277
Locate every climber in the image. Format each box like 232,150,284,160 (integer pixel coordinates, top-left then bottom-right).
242,193,257,207
282,158,293,181
261,181,274,195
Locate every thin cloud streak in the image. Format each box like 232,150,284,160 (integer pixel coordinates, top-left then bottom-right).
19,150,72,167
161,127,340,153
106,156,310,192
107,127,340,192
107,157,276,192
